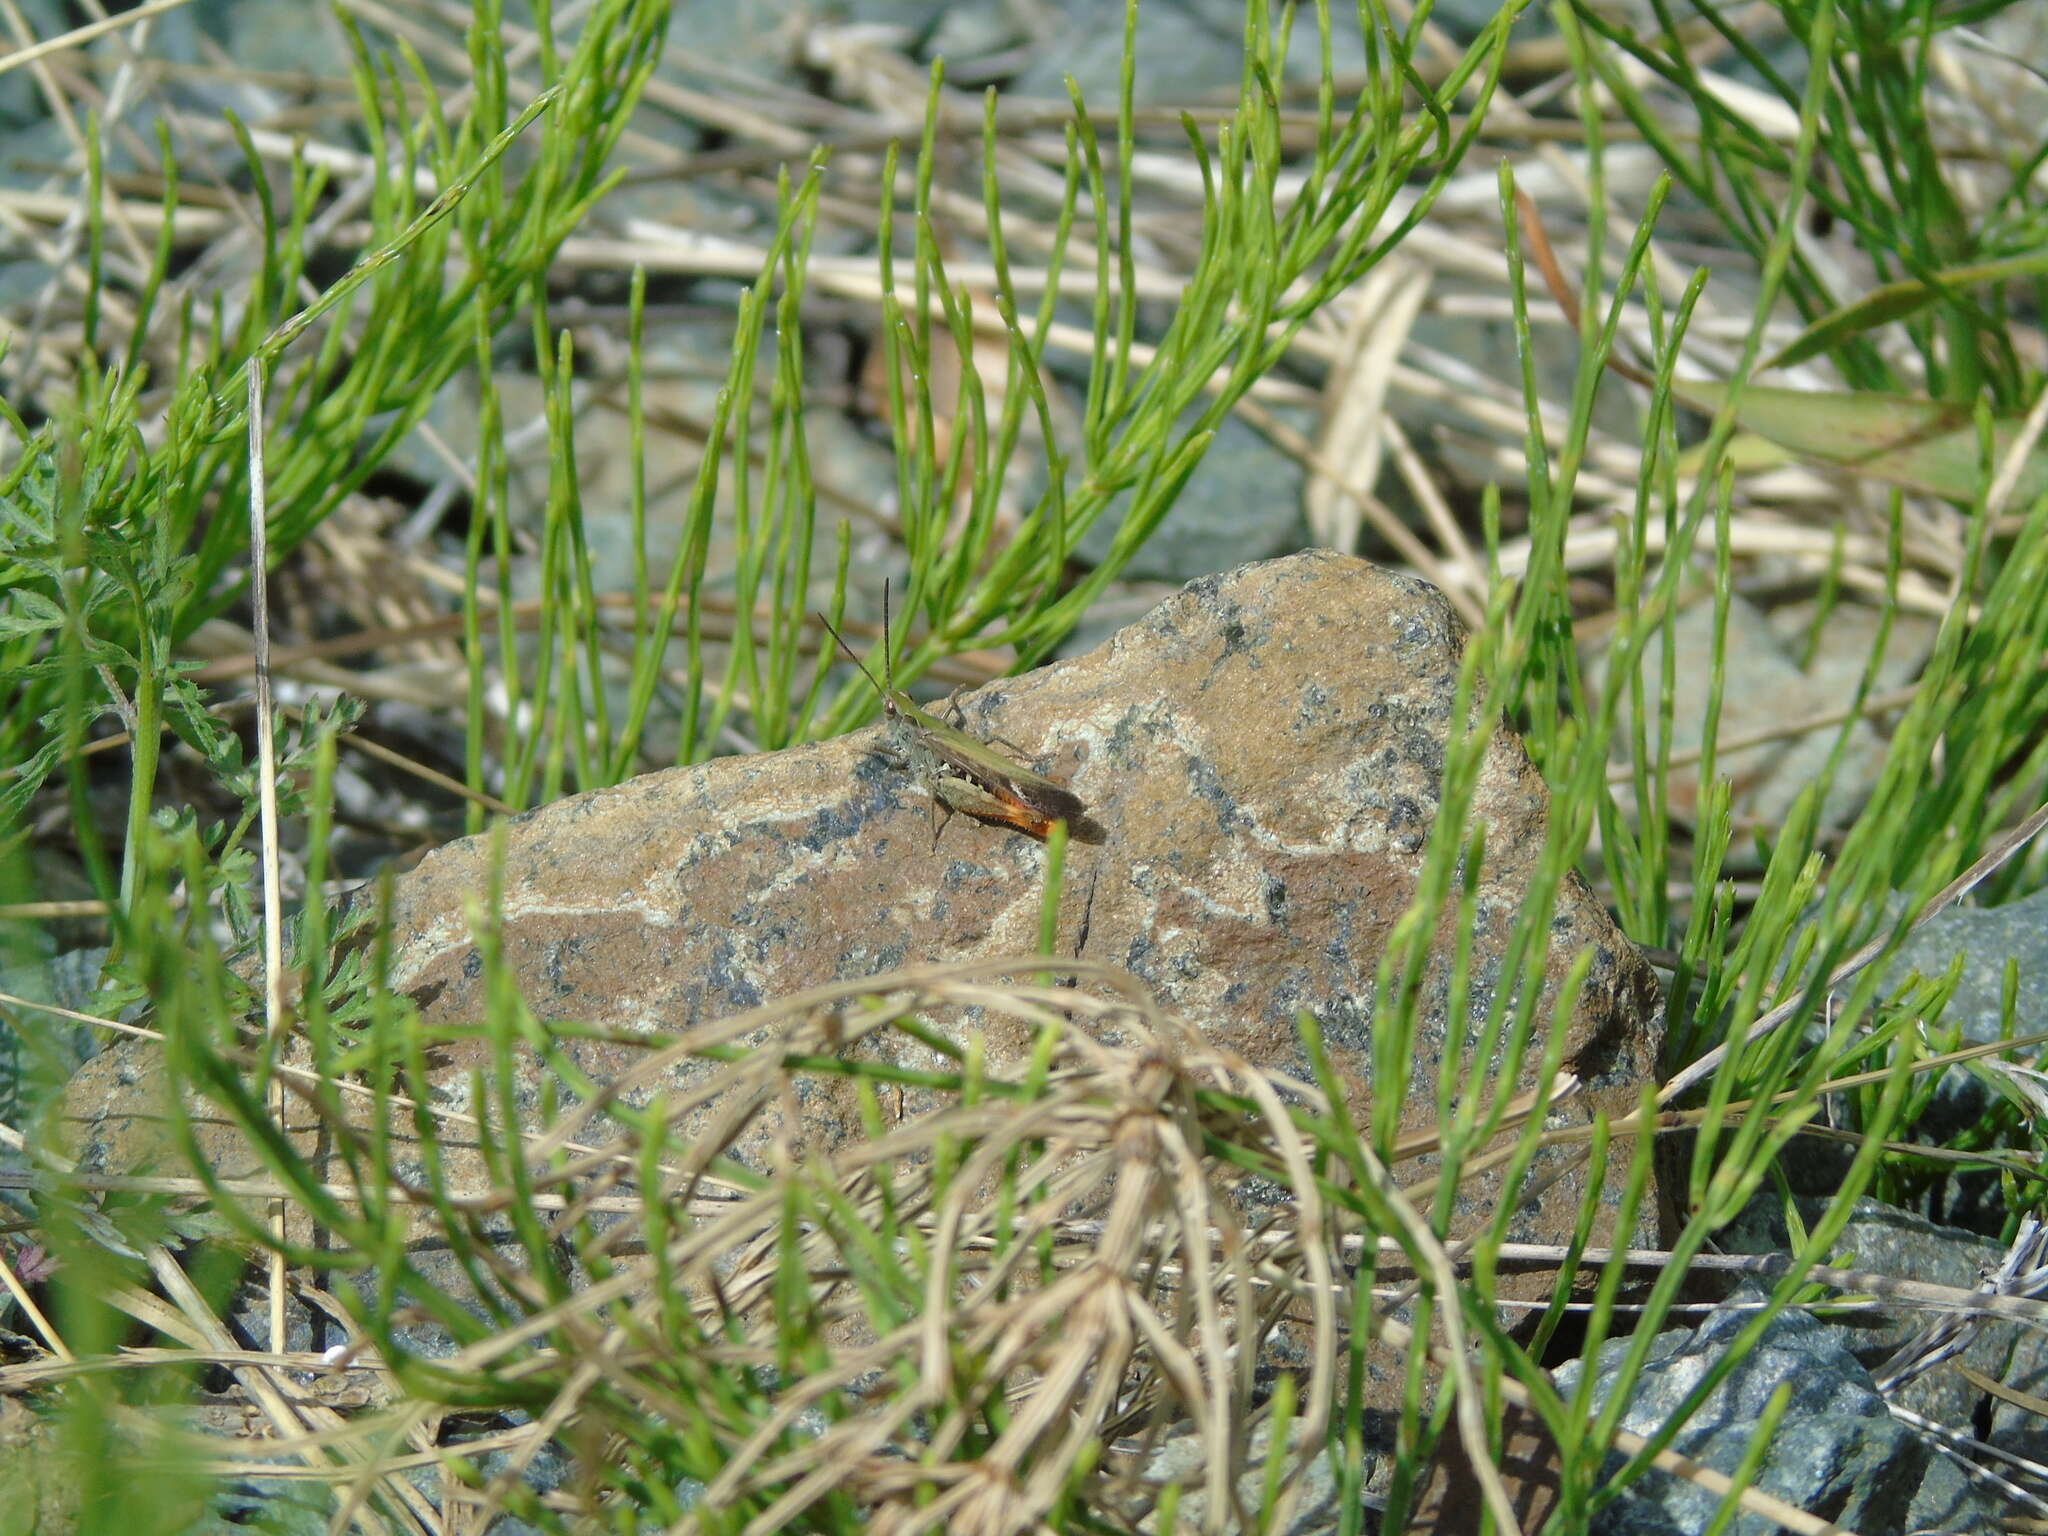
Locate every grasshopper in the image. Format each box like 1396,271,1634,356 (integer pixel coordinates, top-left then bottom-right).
818,583,1094,846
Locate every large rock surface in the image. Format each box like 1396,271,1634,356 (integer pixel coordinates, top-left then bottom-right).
368,551,1656,1105
66,551,1662,1394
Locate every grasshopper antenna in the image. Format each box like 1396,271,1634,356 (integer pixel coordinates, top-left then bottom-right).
882,577,896,695
817,603,897,717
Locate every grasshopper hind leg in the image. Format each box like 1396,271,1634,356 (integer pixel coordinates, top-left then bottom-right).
938,686,1038,763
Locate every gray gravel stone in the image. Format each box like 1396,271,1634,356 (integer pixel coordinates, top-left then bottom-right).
1553,1299,2000,1536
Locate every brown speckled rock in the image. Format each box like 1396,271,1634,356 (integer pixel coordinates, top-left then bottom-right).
369,551,1655,1104
63,551,1662,1388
